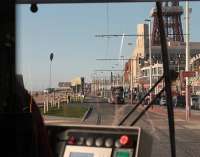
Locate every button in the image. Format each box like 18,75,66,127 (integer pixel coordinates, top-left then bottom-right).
116,151,130,157
67,136,76,145
119,135,129,145
86,137,94,146
105,138,113,147
77,137,84,145
115,139,122,148
95,138,103,147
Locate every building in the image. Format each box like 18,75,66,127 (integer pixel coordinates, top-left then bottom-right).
189,53,200,94
71,77,82,94
58,82,71,88
124,24,149,89
124,23,200,95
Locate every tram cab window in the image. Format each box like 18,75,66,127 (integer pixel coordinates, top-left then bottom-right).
15,1,200,157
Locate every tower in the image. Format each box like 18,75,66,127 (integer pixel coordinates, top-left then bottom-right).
151,1,184,46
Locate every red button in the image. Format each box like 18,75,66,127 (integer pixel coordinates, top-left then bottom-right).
68,136,76,145
119,135,129,145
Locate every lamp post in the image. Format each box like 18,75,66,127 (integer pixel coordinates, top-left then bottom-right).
49,52,54,108
121,55,125,90
111,66,115,86
94,73,97,96
130,57,133,104
185,0,191,120
145,19,152,102
112,64,119,86
101,72,104,97
177,53,181,95
49,53,54,90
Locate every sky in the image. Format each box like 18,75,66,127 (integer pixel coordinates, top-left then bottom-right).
16,2,200,91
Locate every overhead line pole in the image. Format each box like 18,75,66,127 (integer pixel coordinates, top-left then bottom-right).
185,0,191,121
130,57,133,104
145,19,152,103
156,2,176,157
121,56,125,90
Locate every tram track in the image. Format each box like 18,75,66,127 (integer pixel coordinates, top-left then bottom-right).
96,113,102,125
81,97,104,125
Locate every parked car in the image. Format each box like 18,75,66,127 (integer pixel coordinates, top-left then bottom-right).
176,95,186,108
109,86,124,104
191,95,200,110
160,96,166,106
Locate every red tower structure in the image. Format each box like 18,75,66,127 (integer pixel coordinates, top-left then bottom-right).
151,1,184,46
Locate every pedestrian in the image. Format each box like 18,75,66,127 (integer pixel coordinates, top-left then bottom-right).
68,95,71,103
173,96,177,108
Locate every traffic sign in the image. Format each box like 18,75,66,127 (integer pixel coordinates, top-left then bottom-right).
181,71,196,78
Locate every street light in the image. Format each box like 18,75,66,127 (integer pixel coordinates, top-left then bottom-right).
177,53,181,95
93,72,97,96
48,52,54,109
145,19,152,102
49,52,54,91
100,72,104,97
130,56,133,104
185,1,191,120
121,55,125,90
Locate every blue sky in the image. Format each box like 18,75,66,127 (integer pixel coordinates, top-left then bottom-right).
16,2,200,91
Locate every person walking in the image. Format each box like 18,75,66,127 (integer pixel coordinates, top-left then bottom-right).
68,95,71,103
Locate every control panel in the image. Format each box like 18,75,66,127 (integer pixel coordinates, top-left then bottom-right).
46,124,152,157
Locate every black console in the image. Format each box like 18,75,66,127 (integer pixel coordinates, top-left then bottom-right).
46,124,152,157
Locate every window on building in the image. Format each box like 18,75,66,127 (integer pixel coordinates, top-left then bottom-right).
158,67,163,75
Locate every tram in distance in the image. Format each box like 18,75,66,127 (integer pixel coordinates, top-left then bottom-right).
109,86,125,104
7,0,196,157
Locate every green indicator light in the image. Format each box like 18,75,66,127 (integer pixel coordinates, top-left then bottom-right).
116,151,129,157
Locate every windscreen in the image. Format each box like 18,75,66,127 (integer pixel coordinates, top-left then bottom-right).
16,1,200,157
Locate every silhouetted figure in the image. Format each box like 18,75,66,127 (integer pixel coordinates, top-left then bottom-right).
16,78,53,157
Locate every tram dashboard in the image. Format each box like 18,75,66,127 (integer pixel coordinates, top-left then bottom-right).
46,124,152,157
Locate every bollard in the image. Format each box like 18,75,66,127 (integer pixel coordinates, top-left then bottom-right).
52,98,55,107
46,99,49,112
58,99,60,109
49,98,51,107
53,99,54,107
44,101,46,114
52,99,54,107
48,98,50,107
51,99,53,107
53,99,55,107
